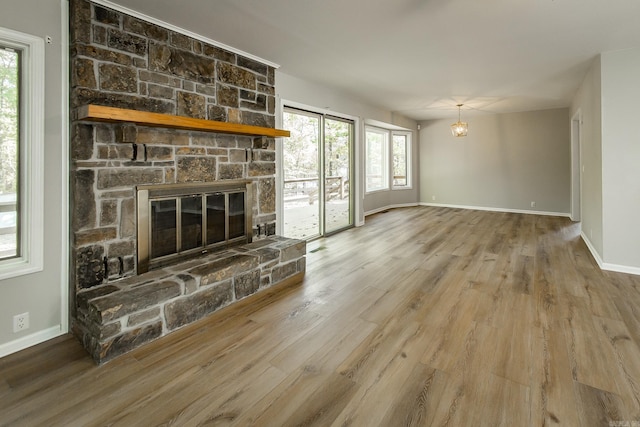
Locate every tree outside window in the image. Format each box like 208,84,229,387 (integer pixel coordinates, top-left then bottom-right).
392,133,411,188
0,46,19,259
365,127,388,192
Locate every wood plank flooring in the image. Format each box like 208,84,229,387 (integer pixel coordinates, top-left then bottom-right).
2,206,640,426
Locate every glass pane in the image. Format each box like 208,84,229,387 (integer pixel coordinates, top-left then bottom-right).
283,109,321,239
366,128,388,192
228,192,245,239
151,199,176,259
325,118,352,233
393,134,408,187
0,47,19,259
206,194,225,244
180,196,202,251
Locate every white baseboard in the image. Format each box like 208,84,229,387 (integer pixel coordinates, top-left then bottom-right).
0,325,64,359
602,262,640,276
580,231,640,276
419,202,571,218
364,203,419,217
580,231,605,269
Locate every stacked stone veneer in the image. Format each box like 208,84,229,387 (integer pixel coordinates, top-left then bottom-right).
69,0,304,362
75,237,305,363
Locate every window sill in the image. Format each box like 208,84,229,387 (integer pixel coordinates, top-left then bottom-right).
365,188,391,195
0,255,43,281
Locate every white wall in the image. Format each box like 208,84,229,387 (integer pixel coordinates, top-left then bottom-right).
419,108,571,215
276,72,419,223
571,56,603,259
571,49,640,274
600,48,640,271
0,0,67,356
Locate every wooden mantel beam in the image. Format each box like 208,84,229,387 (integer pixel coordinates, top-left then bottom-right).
77,104,290,138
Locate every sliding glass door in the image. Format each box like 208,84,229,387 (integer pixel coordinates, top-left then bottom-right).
323,117,351,233
282,109,321,239
282,107,354,239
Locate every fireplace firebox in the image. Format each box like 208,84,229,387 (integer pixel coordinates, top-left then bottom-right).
137,181,253,273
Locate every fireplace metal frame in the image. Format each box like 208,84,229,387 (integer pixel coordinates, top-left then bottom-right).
136,180,253,273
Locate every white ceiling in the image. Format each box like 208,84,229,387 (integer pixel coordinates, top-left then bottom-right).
108,0,640,120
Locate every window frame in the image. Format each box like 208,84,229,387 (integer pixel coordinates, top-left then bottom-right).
365,126,390,193
392,131,412,190
0,27,44,280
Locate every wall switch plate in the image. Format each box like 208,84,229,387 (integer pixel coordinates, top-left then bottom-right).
13,312,29,333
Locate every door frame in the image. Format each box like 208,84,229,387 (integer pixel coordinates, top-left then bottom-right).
276,98,360,237
570,109,582,222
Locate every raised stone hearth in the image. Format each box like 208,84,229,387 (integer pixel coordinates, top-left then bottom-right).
74,237,305,363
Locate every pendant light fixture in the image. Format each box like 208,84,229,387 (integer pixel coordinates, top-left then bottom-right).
450,104,468,137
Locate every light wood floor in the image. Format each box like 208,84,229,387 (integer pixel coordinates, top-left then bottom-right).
2,206,640,426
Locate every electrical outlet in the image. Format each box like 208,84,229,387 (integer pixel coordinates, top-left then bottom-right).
13,312,29,333
530,201,536,208
432,195,436,201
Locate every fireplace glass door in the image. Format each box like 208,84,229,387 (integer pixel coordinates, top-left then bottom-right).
206,194,225,244
282,107,354,239
151,199,177,259
139,182,252,272
228,192,245,239
181,196,203,251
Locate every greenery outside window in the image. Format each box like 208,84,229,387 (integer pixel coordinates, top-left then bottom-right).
0,27,44,280
365,126,389,193
0,46,19,260
366,126,412,193
392,132,411,188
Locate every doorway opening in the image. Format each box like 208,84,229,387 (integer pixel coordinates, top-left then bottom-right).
281,107,354,239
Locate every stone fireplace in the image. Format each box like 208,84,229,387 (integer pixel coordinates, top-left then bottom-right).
69,0,305,363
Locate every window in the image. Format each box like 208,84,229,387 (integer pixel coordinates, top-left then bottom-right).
0,46,19,260
365,127,389,192
0,27,44,280
392,132,411,188
366,126,412,193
